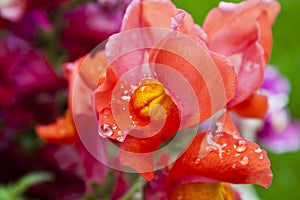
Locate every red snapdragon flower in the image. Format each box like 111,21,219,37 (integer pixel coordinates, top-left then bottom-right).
92,0,238,180
37,1,279,198
93,0,279,181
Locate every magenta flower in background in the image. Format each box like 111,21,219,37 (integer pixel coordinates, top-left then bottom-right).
5,9,52,42
60,0,132,60
0,34,66,133
0,0,68,22
257,66,300,153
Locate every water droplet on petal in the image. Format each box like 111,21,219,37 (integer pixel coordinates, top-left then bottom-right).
232,163,237,169
112,124,118,130
194,157,201,165
121,95,131,101
235,139,247,153
116,137,125,142
117,131,122,136
240,156,249,165
255,148,262,153
98,123,113,137
235,153,240,157
259,154,264,160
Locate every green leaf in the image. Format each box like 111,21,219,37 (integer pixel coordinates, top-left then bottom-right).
11,171,53,197
0,172,53,200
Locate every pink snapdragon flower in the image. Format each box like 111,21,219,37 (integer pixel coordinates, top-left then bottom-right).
257,66,300,153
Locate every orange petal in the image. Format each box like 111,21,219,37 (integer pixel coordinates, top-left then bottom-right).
35,111,77,144
121,0,205,37
203,0,280,106
210,52,237,102
203,0,280,56
216,111,240,138
230,94,268,119
167,131,273,189
149,34,235,125
119,135,162,181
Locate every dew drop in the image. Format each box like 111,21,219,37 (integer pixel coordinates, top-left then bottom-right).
112,124,118,130
98,123,113,137
240,156,249,165
259,154,264,160
235,139,247,153
232,163,237,169
255,148,262,153
117,131,122,136
116,136,125,142
194,157,201,165
121,95,131,101
235,153,240,157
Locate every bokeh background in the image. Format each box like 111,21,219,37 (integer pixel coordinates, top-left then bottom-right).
1,0,299,199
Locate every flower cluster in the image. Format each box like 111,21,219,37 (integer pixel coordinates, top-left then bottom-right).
2,0,299,199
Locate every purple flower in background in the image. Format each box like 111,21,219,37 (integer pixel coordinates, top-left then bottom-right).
144,170,169,200
6,9,52,42
60,0,132,60
0,0,26,22
0,0,67,22
0,34,66,134
257,66,300,153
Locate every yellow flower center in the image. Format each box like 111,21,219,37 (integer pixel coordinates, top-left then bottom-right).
128,80,180,141
168,182,234,200
129,80,177,125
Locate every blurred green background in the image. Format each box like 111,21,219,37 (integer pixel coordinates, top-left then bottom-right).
172,0,300,199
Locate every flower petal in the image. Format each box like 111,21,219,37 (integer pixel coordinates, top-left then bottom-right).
149,33,233,125
167,130,273,188
35,111,77,144
203,0,280,106
231,94,268,119
203,0,280,56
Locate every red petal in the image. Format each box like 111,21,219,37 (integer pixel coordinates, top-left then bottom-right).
167,131,273,188
231,94,268,119
121,0,175,31
150,34,235,125
119,96,180,180
35,111,77,144
119,135,162,181
203,0,280,106
203,0,280,56
210,52,237,102
121,0,205,38
217,111,240,138
106,0,206,78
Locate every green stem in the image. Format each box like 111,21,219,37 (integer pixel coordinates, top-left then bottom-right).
119,176,142,200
